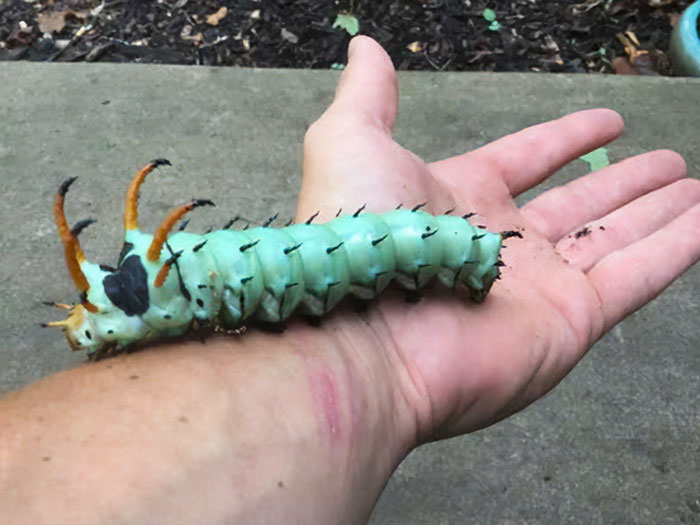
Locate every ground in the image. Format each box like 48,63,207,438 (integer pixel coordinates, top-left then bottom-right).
0,0,694,75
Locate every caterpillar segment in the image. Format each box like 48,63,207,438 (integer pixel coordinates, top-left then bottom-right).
47,159,504,357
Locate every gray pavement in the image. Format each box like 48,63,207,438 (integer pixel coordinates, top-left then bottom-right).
1,63,699,523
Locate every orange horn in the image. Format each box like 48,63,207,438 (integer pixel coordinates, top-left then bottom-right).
147,199,214,262
54,179,99,313
124,158,172,231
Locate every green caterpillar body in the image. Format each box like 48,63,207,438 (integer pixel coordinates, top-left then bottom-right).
50,161,503,357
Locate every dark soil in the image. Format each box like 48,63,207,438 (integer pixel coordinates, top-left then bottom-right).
0,0,693,75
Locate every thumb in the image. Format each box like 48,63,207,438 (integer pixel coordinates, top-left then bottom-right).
332,36,399,131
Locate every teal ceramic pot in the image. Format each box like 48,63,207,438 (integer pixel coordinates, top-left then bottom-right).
669,1,700,76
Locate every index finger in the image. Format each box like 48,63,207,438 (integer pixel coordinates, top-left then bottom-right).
443,109,624,197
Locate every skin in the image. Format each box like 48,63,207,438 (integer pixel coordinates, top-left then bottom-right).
2,36,700,523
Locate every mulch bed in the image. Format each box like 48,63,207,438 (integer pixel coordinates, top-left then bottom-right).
0,0,694,75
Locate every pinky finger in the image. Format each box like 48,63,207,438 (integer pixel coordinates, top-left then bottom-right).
588,203,700,333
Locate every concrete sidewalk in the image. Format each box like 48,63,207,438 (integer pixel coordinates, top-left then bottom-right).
1,63,698,523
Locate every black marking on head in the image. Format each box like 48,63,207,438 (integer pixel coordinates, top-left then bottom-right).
178,219,190,232
463,212,476,219
85,330,92,340
223,216,240,229
197,284,208,289
193,240,207,253
164,314,172,320
71,218,96,236
99,264,117,272
240,240,259,252
285,282,299,289
196,298,204,307
263,213,279,228
58,177,78,197
422,229,438,239
103,255,150,316
305,211,320,225
193,199,215,208
326,242,344,254
371,234,388,246
444,207,456,215
117,242,134,266
395,203,403,210
412,202,427,212
204,226,212,234
494,261,506,267
335,208,342,218
472,233,486,241
107,329,114,334
241,276,254,285
353,204,366,218
151,158,172,167
284,218,293,227
283,243,302,255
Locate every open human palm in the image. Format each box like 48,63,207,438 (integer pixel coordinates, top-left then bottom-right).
297,36,700,440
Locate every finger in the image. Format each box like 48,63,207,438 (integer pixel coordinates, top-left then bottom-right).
330,35,398,131
457,109,624,196
587,202,700,333
522,150,687,242
556,177,700,272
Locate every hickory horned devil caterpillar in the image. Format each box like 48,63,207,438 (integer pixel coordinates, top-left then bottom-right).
45,159,510,359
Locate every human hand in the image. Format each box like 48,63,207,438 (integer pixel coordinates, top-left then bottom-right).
298,36,700,442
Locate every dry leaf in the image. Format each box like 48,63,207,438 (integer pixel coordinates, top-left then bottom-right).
406,41,424,53
206,7,227,26
612,56,638,75
36,10,88,34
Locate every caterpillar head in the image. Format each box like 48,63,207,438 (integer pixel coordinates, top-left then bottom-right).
47,160,198,357
47,167,165,357
45,278,153,357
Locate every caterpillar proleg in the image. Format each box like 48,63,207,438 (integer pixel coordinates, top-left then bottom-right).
46,160,504,357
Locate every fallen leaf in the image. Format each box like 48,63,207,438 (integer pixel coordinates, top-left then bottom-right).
206,7,227,26
579,147,610,171
333,13,359,36
281,28,298,44
406,41,424,53
612,56,638,75
36,10,88,34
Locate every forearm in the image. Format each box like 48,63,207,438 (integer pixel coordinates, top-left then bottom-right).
1,317,413,524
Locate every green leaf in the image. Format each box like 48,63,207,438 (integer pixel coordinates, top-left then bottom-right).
333,13,360,36
330,62,345,71
579,147,610,172
488,21,501,31
483,8,497,22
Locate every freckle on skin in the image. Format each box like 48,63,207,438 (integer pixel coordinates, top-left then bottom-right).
42,456,51,462
129,375,139,380
178,416,189,423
